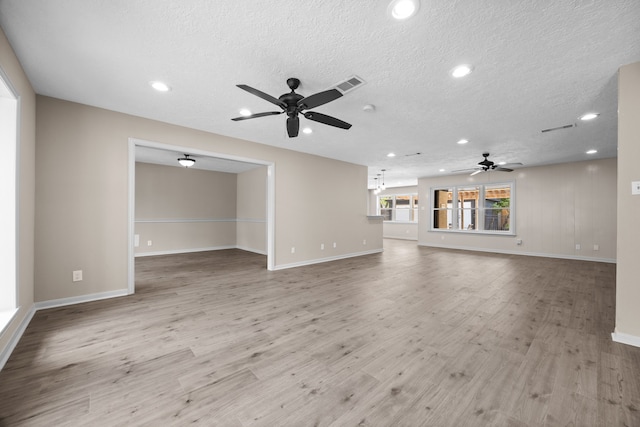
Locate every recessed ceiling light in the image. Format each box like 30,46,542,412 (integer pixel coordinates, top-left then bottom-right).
387,152,396,157
439,169,446,172
451,65,473,78
586,149,598,154
239,109,251,117
498,161,506,165
302,127,313,134
580,113,599,121
150,81,170,92
457,139,469,145
388,0,419,20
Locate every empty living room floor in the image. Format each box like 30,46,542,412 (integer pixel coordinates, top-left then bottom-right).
1,239,639,426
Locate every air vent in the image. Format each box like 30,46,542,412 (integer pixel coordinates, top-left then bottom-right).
333,75,366,94
541,123,575,133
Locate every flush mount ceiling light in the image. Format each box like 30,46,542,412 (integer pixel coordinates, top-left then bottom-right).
388,0,419,20
177,154,195,168
150,81,171,92
586,149,598,154
451,65,473,78
580,113,600,121
457,139,469,145
387,152,396,158
239,108,252,117
302,127,313,134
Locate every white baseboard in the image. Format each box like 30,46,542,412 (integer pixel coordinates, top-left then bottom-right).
612,331,640,348
418,242,616,264
135,245,236,257
235,246,267,255
383,236,418,241
273,248,384,271
34,289,129,310
0,305,36,371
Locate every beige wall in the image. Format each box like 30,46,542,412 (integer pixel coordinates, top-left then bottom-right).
615,62,640,339
135,162,238,255
418,158,617,262
237,166,267,254
0,29,36,354
35,96,382,301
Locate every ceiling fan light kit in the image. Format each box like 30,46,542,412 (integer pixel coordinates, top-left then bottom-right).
231,77,352,138
177,154,195,168
452,153,523,176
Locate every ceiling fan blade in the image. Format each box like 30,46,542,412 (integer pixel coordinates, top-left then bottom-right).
236,84,286,109
231,111,283,121
494,167,514,172
298,89,343,110
470,169,484,176
500,162,523,167
287,115,299,137
303,111,352,129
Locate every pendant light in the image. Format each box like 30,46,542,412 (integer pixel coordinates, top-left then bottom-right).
380,169,386,190
177,154,195,168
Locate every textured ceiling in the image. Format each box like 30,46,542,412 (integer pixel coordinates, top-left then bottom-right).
1,0,639,187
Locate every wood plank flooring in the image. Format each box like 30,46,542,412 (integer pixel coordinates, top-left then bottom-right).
1,239,639,426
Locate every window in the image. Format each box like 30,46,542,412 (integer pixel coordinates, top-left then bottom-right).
431,183,513,234
0,69,18,330
378,194,418,222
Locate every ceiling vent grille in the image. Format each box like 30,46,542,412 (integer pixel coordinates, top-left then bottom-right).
333,75,366,94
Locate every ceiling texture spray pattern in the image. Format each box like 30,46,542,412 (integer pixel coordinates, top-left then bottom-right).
1,0,639,186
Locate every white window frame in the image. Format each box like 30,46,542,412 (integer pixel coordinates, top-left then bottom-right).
430,182,515,235
377,194,418,223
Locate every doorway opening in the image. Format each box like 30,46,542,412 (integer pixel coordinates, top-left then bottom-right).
127,138,275,294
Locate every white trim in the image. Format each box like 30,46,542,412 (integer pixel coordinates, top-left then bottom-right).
34,289,129,311
135,245,267,257
0,305,35,372
272,248,384,271
128,140,136,295
236,246,268,255
135,245,236,257
384,236,418,241
418,242,616,263
237,218,267,223
135,218,266,223
612,331,640,348
266,164,275,271
0,308,19,337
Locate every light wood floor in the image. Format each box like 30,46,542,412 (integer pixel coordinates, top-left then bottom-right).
1,239,639,426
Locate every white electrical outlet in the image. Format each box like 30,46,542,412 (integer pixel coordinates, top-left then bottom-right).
363,239,367,245
320,243,324,250
575,244,581,250
593,244,599,251
632,181,640,195
291,247,295,254
72,270,83,282
516,239,522,245
134,234,140,247
333,242,337,248
147,240,152,246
